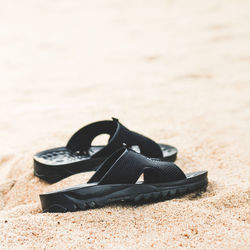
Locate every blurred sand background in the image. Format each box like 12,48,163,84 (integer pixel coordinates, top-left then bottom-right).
0,0,249,248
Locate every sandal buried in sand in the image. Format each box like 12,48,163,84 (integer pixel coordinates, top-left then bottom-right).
34,118,177,183
40,147,208,212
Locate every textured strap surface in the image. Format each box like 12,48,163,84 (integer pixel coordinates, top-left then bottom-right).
67,118,163,158
88,148,186,185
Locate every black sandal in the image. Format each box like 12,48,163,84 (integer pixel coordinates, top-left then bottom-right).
34,118,177,183
40,147,207,212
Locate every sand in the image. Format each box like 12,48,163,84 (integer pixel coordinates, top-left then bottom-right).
0,0,249,248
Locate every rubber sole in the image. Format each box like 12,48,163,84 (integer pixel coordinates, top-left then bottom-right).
40,171,207,213
34,157,103,183
34,144,177,183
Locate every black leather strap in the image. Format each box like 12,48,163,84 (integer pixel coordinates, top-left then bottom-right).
88,148,186,185
67,118,163,158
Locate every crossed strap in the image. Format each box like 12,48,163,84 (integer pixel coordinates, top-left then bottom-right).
88,147,186,185
67,118,163,158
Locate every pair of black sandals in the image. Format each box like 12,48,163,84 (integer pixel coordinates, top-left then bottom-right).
34,118,208,213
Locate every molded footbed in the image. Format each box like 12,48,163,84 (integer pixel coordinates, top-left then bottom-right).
34,144,177,166
34,146,102,166
34,144,178,183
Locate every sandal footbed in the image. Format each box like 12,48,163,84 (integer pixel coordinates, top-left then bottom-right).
40,170,207,213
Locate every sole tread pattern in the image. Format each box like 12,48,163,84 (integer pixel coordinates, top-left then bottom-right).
43,184,207,213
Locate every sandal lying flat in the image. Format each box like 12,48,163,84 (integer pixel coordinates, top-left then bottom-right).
40,147,207,212
34,118,177,183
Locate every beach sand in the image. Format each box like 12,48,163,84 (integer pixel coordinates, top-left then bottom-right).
0,0,249,248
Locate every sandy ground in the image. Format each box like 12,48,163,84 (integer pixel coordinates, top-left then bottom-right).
0,0,250,249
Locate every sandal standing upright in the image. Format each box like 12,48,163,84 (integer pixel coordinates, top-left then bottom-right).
40,146,207,213
34,118,177,183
